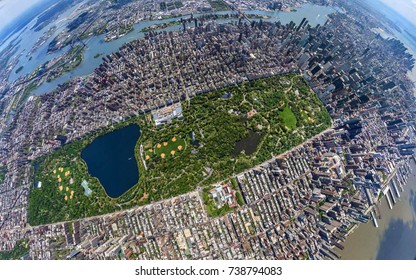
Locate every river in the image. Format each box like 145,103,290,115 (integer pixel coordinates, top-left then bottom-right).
337,3,416,259
81,124,141,198
4,3,335,95
338,160,416,260
362,0,416,85
6,3,82,82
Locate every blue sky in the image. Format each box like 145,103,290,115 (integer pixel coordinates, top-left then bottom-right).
0,0,44,27
1,1,416,31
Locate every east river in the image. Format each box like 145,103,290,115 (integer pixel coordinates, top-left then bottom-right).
337,159,416,260
4,3,335,95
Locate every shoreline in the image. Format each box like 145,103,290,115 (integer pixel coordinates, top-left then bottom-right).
335,155,416,259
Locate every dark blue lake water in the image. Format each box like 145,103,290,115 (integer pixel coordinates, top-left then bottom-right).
81,124,141,198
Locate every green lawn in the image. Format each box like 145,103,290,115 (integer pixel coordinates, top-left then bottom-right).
146,137,186,159
279,106,297,130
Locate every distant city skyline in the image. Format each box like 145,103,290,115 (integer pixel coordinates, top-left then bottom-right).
1,0,416,34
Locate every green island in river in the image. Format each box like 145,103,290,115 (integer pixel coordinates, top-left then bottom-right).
45,45,84,82
28,74,331,226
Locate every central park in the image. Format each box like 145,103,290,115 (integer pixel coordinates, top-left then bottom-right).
28,74,331,225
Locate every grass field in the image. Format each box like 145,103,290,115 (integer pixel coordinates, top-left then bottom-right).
279,106,297,130
146,137,186,160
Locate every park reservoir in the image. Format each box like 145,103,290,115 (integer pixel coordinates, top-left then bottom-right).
81,124,141,198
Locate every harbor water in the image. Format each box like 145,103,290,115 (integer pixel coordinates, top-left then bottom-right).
338,160,416,260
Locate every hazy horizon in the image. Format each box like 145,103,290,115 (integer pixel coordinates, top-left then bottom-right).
0,0,44,29
378,0,416,28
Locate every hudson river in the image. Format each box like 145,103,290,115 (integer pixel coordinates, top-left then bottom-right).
339,160,416,260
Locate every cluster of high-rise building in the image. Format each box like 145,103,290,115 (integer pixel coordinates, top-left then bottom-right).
5,111,412,259
1,0,416,259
